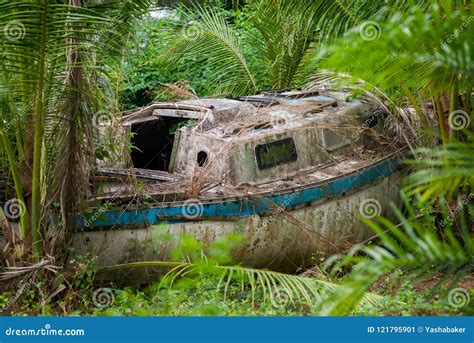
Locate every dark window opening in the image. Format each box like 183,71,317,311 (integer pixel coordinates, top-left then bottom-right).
130,117,193,171
255,138,298,170
197,151,208,167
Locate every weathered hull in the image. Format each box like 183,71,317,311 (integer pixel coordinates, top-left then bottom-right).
72,157,402,281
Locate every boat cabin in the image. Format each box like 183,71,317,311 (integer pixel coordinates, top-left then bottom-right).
97,90,386,195
75,89,402,276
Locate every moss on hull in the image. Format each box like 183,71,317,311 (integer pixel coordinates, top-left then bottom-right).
73,173,401,283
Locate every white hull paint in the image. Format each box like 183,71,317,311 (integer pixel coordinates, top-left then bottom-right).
72,172,401,281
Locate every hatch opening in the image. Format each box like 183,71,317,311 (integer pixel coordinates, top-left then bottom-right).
130,117,194,171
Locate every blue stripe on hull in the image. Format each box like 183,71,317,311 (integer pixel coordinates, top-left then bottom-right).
78,158,400,229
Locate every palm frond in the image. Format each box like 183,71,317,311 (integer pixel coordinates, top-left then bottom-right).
0,0,153,258
246,0,319,88
160,6,257,96
215,264,381,310
317,1,473,101
322,191,474,315
405,133,474,201
295,0,426,43
98,259,382,312
165,263,380,311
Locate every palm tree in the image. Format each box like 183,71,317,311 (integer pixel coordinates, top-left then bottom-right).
0,0,152,260
311,0,474,313
313,0,473,200
317,0,473,141
160,1,322,95
160,0,426,96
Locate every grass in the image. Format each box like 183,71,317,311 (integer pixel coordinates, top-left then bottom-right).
1,270,472,316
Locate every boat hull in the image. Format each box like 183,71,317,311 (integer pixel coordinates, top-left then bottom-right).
72,158,402,281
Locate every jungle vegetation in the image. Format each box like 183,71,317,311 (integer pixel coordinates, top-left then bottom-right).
0,0,472,316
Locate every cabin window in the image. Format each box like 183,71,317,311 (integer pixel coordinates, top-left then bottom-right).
255,138,297,170
197,151,208,167
130,117,194,171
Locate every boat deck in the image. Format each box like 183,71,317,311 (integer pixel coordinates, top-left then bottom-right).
89,146,401,210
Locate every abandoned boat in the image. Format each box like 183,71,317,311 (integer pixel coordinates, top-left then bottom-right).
73,89,404,280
